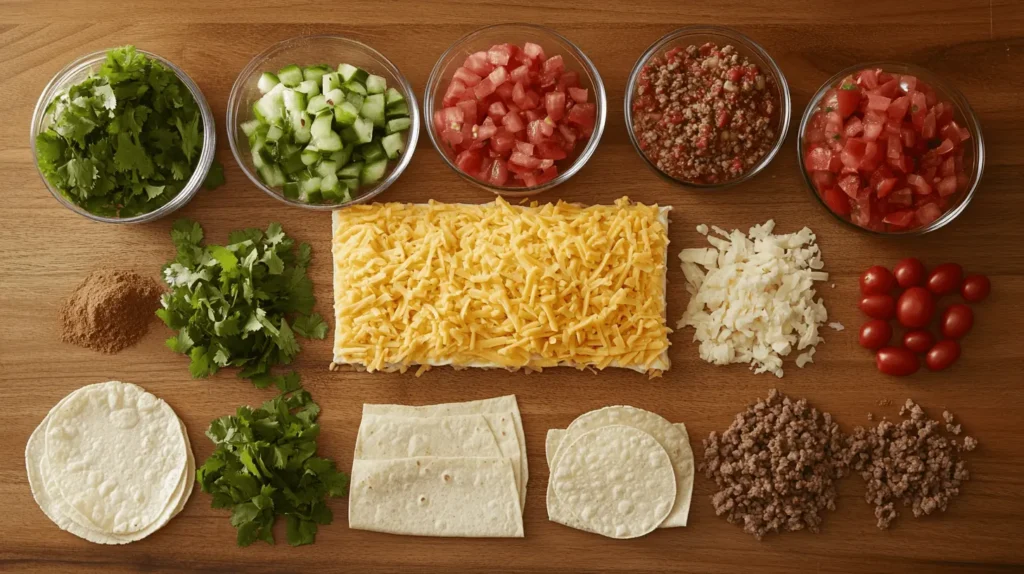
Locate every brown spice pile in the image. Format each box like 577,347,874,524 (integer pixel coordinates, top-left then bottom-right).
848,399,977,529
59,269,163,353
700,389,851,540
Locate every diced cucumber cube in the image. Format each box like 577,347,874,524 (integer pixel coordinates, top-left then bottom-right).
254,83,286,123
340,177,360,192
322,72,341,94
319,172,343,199
283,181,300,199
302,64,331,84
240,119,262,137
338,162,363,179
310,113,333,140
323,88,345,106
338,63,368,84
328,145,354,168
300,175,322,195
295,79,320,96
251,148,265,169
386,101,409,118
342,117,374,144
360,94,386,128
360,159,388,186
289,111,312,144
306,94,328,115
266,124,285,142
316,160,339,178
257,72,280,94
384,87,405,107
283,89,306,113
381,132,405,159
334,101,359,126
386,117,411,134
277,64,303,88
315,131,344,152
281,153,306,175
359,141,386,163
365,74,387,95
343,80,367,96
301,145,321,166
345,92,365,110
300,188,322,204
258,164,286,187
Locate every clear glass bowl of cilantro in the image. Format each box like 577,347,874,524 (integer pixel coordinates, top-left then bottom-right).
227,35,420,210
31,46,216,223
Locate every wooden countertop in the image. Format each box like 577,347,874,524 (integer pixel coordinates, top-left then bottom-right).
2,1,1023,572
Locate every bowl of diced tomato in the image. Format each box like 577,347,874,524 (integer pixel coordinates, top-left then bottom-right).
424,24,606,196
799,63,984,235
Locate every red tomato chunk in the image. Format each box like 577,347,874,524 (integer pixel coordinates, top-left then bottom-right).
436,42,596,188
802,68,972,232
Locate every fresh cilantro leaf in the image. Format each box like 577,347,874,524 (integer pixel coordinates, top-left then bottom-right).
196,381,347,548
292,313,328,339
203,160,225,190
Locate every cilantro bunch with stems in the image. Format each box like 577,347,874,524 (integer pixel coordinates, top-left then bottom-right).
157,219,328,385
35,45,214,217
197,374,349,547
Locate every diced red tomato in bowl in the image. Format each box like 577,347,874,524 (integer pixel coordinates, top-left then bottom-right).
433,41,598,190
801,66,976,233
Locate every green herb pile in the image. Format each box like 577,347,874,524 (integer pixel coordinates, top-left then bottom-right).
197,376,349,547
157,220,328,385
35,45,210,217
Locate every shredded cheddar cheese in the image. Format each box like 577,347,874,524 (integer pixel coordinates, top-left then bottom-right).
331,197,671,375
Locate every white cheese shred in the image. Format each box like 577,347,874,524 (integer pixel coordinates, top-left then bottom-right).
677,220,829,378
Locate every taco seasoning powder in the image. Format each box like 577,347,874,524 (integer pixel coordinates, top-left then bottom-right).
58,269,163,353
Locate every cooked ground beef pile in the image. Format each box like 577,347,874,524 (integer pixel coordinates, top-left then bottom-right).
699,389,851,540
848,399,977,529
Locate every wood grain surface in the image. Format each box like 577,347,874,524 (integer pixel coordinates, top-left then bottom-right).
2,1,1023,572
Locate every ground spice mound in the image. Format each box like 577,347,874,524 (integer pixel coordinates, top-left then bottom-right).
700,389,851,540
59,269,163,353
848,399,977,529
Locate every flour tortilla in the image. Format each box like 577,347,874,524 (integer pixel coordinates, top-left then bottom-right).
26,386,194,544
355,412,522,498
43,381,189,535
348,457,523,538
553,406,694,527
550,425,675,539
362,395,527,512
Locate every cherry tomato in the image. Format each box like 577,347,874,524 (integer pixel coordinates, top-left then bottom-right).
926,339,961,371
927,263,964,295
940,304,974,339
859,320,893,350
876,347,920,376
860,265,896,295
893,258,926,288
903,330,935,354
961,275,991,302
859,294,896,320
896,287,935,328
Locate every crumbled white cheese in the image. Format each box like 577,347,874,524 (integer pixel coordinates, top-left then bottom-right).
677,220,830,378
828,322,845,331
695,224,709,235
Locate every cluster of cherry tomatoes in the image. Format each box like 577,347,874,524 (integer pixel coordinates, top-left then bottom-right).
856,258,990,376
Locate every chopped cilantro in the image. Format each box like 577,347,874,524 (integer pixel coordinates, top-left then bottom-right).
911,104,919,113
196,379,348,547
832,134,841,141
824,105,835,113
157,220,327,386
203,160,226,190
35,46,208,217
840,82,857,91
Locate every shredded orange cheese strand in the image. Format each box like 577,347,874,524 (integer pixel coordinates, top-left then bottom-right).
331,197,671,375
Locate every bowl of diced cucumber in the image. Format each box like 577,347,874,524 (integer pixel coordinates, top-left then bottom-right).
228,35,419,209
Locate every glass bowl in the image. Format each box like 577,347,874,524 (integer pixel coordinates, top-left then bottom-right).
797,62,984,236
424,23,607,197
227,35,420,210
30,49,216,224
624,26,791,189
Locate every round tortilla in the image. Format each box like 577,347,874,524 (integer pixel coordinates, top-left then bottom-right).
551,425,676,539
39,382,189,536
558,405,694,527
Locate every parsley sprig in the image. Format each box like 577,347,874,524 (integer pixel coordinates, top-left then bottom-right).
157,220,328,385
35,46,212,217
197,378,349,547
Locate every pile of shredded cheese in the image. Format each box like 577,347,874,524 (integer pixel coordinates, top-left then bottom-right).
677,220,829,378
331,197,671,375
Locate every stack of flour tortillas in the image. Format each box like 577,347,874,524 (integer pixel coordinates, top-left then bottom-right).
349,395,527,537
25,381,195,544
546,405,694,539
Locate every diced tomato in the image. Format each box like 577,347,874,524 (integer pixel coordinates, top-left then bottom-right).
444,79,467,106
488,66,509,87
453,67,482,88
567,87,588,103
838,174,861,198
524,108,544,122
862,112,885,141
886,134,902,160
455,149,482,173
535,165,558,184
544,91,566,121
542,54,564,75
936,175,958,197
899,75,918,94
836,85,861,118
501,111,525,133
867,94,892,111
887,96,910,121
487,158,509,186
875,79,900,98
921,110,937,139
840,138,867,169
495,81,514,102
473,78,496,100
487,44,514,66
511,82,528,108
523,42,546,61
509,64,531,85
464,52,494,76
910,91,927,129
490,128,515,153
823,187,852,215
915,202,943,226
844,117,864,137
456,100,478,127
556,70,580,91
935,138,955,155
475,116,498,141
514,140,535,156
488,101,508,121
906,173,932,195
805,146,832,172
856,69,879,89
442,128,464,146
883,209,915,227
537,140,568,160
567,102,596,133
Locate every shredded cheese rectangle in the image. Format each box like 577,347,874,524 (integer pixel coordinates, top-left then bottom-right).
331,197,671,375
